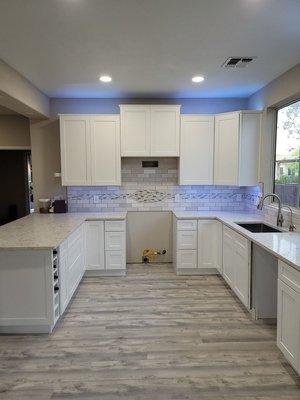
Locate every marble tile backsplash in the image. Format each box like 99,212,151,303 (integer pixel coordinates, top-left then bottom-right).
67,158,261,212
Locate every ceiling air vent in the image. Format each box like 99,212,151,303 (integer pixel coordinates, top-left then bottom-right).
222,57,256,68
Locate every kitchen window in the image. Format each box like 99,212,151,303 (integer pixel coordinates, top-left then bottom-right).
274,99,300,208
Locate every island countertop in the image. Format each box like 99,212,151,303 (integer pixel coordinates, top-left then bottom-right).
0,212,127,250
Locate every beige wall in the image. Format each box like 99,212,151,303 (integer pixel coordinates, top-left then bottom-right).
0,115,30,148
126,211,172,263
30,119,66,208
0,59,50,118
248,63,300,195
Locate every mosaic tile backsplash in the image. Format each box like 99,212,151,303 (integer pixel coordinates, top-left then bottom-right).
67,158,262,212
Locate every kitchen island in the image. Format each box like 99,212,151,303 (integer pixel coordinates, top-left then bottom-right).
0,212,127,333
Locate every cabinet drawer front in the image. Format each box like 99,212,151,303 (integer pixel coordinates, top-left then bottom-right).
279,260,300,293
177,231,197,250
106,251,126,270
105,220,126,232
177,220,197,231
177,250,197,269
105,231,125,251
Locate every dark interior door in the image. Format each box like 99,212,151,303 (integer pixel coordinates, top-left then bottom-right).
0,150,30,225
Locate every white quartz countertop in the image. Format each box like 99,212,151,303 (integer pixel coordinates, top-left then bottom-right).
0,212,127,250
173,210,300,270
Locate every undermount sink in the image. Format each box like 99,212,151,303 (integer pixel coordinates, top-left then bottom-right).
236,222,284,233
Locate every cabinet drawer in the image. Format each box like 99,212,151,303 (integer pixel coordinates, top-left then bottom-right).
279,260,300,294
177,250,197,269
177,231,197,250
106,251,126,270
105,220,126,232
105,231,125,251
177,219,197,231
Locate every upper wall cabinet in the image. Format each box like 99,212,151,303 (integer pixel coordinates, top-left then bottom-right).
120,105,180,157
90,116,121,185
60,115,91,186
179,115,214,185
214,111,261,186
150,106,180,156
60,115,121,186
120,105,150,156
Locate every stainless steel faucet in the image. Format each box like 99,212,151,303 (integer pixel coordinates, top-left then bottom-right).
282,205,296,232
257,193,284,227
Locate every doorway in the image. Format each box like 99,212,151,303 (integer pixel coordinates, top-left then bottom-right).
0,150,33,225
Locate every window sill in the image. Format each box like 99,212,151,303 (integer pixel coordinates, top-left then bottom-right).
267,202,300,215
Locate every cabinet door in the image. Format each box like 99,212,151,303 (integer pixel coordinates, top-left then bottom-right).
90,116,121,185
120,105,150,156
150,106,180,156
277,279,300,372
233,235,250,308
222,227,235,286
214,113,239,185
60,115,91,185
85,221,105,270
198,220,217,270
180,115,214,184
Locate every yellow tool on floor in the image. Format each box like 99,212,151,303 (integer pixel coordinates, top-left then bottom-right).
142,248,158,263
142,248,167,263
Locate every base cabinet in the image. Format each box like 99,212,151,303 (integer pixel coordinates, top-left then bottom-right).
85,219,126,276
222,226,250,308
198,220,221,271
85,221,105,270
277,261,300,373
174,217,222,275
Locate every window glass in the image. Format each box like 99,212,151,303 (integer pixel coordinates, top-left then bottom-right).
274,100,300,207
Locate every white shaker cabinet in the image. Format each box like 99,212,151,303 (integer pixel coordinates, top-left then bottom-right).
120,105,151,156
179,115,214,185
120,105,180,157
277,260,300,373
222,226,250,308
198,220,220,271
150,105,180,156
85,221,105,271
90,115,121,185
85,219,126,276
60,114,121,186
173,217,221,275
214,111,261,186
60,115,91,186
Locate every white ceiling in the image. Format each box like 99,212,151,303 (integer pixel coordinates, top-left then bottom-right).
0,0,299,99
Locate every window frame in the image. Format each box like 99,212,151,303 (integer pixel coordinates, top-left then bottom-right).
272,98,300,210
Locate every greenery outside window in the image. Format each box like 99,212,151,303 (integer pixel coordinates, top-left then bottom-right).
274,99,300,208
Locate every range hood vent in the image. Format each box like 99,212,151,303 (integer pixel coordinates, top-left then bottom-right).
222,57,256,68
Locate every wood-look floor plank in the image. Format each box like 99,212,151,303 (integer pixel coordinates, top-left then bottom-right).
0,263,300,399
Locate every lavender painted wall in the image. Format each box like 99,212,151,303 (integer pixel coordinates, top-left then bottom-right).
50,97,248,116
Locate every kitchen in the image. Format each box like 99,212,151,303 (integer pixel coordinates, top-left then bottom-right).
0,1,300,399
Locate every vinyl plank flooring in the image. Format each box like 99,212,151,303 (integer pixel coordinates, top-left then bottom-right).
0,263,300,399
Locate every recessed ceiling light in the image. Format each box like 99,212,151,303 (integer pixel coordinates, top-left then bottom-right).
192,75,204,83
99,75,112,83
